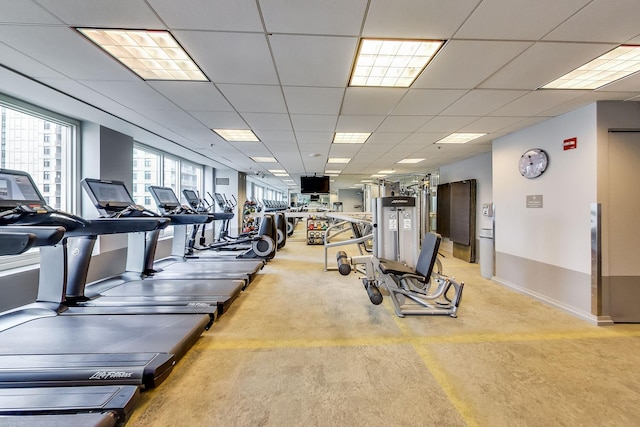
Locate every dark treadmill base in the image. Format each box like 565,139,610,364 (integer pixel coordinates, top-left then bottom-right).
152,258,262,284
0,413,117,427
0,385,138,425
0,313,208,362
0,353,173,389
90,278,244,314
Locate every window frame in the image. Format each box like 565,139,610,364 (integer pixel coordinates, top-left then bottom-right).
0,94,79,271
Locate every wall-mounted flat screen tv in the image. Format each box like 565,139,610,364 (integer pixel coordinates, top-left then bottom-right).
300,176,330,194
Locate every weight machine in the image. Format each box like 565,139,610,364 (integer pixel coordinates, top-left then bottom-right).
335,197,464,318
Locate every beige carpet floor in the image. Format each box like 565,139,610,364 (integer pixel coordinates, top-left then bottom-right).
127,227,640,427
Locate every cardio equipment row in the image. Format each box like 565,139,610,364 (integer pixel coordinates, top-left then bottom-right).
0,168,287,426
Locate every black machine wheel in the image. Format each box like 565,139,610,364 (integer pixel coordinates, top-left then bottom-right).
253,235,275,258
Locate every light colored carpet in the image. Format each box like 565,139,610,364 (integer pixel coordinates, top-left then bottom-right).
127,227,640,427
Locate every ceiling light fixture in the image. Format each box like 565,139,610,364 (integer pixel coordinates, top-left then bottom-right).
378,170,395,174
349,38,444,87
397,158,425,164
327,158,351,164
77,28,207,81
325,170,342,174
333,132,372,144
268,169,286,173
436,133,486,144
250,156,277,162
274,173,290,177
214,129,260,142
542,45,640,90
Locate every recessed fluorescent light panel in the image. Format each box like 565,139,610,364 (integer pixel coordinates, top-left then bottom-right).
333,132,371,144
350,39,444,87
437,133,486,144
214,129,260,142
378,170,395,174
327,158,351,164
268,169,286,173
250,156,276,162
77,29,207,81
274,173,290,177
397,158,425,164
370,174,386,178
325,170,342,174
542,45,640,90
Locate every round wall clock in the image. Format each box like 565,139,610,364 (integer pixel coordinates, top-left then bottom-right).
519,148,548,179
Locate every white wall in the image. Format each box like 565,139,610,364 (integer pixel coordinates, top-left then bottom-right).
492,104,598,319
337,188,363,211
493,104,597,274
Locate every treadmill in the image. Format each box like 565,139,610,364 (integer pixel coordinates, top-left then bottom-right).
82,179,266,285
0,169,209,389
0,231,139,427
67,180,245,313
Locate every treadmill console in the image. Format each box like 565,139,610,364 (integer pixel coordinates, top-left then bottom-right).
82,178,158,218
148,186,194,215
182,189,200,210
0,169,57,224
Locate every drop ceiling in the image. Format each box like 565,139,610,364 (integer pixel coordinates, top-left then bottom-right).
1,0,640,191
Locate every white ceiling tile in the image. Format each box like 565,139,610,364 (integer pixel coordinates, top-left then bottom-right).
270,34,358,86
148,0,263,31
283,87,345,115
364,0,481,38
1,0,63,24
0,25,135,80
241,113,293,131
255,131,296,144
490,90,587,117
260,0,367,35
544,0,640,43
479,42,619,90
377,116,430,132
217,84,287,113
414,40,533,89
148,81,232,111
341,88,407,115
461,116,528,133
0,42,67,79
189,111,246,128
80,80,178,110
440,90,528,116
290,114,338,132
391,89,467,115
174,31,278,85
456,0,589,40
366,133,411,145
36,0,164,28
418,116,478,132
401,133,450,145
336,115,386,131
296,131,333,145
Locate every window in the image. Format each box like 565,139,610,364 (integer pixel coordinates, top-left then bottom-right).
0,95,77,270
132,147,160,210
133,144,203,209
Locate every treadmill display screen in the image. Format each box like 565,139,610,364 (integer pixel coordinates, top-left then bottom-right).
0,170,45,208
183,190,198,205
86,181,134,205
149,186,179,206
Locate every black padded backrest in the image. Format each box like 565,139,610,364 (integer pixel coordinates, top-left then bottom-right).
415,232,442,278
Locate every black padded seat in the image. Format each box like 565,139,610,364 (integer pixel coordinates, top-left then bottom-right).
378,232,441,278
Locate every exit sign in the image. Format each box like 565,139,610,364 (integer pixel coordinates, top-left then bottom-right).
563,137,577,150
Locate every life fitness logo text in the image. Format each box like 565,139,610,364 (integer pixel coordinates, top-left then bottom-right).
89,371,134,380
391,199,408,204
